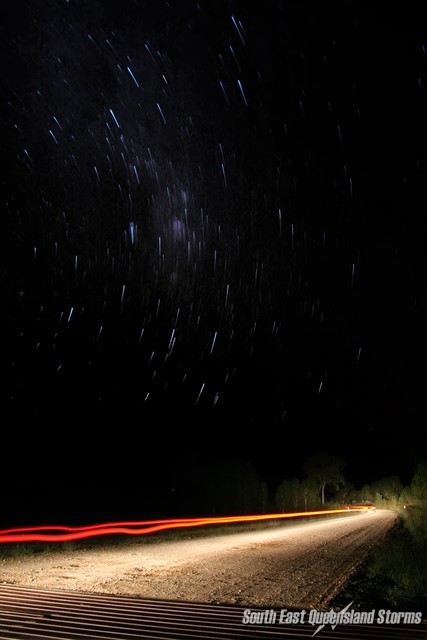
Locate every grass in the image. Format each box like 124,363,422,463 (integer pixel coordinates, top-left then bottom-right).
332,507,427,613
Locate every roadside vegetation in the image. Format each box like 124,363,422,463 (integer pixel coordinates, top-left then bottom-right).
332,460,427,612
1,453,426,614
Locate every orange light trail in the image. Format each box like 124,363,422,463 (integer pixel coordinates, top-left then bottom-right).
0,507,374,543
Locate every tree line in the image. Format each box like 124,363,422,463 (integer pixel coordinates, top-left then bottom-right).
168,453,427,516
275,454,427,512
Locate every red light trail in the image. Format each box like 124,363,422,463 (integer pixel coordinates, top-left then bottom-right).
0,507,374,543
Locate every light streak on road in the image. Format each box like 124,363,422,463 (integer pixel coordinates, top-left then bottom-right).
0,507,374,543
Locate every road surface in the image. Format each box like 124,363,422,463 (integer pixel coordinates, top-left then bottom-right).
0,510,396,609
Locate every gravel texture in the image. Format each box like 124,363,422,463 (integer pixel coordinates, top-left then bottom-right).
0,510,396,610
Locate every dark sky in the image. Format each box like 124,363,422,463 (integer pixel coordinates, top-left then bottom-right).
1,1,426,524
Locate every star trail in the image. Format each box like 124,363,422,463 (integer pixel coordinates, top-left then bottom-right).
1,1,426,523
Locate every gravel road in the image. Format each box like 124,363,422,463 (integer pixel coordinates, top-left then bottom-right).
0,510,396,610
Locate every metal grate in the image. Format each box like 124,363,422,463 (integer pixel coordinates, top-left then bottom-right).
0,585,425,640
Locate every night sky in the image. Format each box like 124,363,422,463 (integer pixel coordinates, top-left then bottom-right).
1,1,426,525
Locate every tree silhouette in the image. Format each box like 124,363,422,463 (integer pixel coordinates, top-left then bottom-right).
371,475,403,503
408,460,427,506
302,452,345,504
